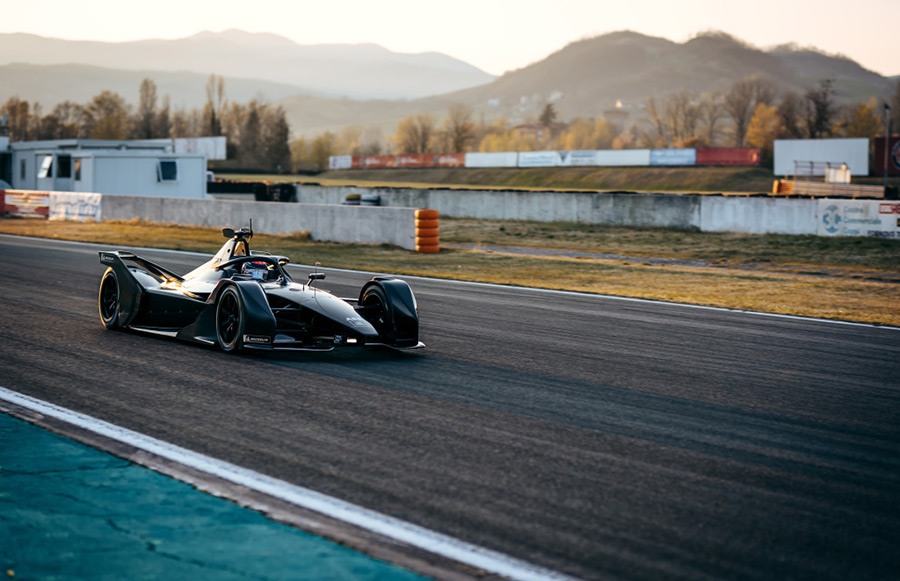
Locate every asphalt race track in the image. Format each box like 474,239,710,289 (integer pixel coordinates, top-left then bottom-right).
1,234,899,580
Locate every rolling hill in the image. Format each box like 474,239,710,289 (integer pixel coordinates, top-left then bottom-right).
0,30,495,101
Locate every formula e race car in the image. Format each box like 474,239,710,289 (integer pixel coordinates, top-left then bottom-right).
97,225,423,352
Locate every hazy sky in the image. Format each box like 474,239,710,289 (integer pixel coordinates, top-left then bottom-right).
3,0,898,77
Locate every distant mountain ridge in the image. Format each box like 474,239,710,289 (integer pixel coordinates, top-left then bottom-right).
445,31,892,120
0,30,496,100
0,29,894,139
272,30,896,137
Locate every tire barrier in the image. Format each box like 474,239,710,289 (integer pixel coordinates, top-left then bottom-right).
414,209,440,253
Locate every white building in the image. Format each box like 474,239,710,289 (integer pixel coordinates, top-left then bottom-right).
0,138,208,198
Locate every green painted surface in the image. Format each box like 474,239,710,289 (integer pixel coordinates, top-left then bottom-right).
0,413,428,580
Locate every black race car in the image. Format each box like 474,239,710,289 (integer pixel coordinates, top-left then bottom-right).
97,225,423,352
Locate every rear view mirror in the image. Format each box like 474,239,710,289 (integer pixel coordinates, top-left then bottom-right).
308,273,326,281
222,228,235,238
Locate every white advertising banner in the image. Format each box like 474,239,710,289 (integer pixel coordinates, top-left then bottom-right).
558,150,599,166
595,149,652,167
774,138,869,176
650,148,697,166
50,192,102,222
817,199,900,238
518,151,562,167
329,155,353,170
465,152,518,168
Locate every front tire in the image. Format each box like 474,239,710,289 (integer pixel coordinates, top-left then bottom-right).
98,269,121,329
360,286,391,338
216,286,244,352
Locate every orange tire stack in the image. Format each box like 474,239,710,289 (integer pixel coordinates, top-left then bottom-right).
415,209,440,253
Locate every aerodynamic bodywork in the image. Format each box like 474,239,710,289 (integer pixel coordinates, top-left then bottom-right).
97,225,423,352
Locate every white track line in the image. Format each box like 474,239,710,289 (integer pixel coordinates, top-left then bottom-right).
0,386,578,581
3,232,897,331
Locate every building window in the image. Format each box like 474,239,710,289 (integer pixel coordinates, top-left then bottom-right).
157,160,178,182
38,155,53,178
57,155,72,178
74,159,82,181
20,159,26,181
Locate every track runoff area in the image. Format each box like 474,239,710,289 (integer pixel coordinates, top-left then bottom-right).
0,386,577,581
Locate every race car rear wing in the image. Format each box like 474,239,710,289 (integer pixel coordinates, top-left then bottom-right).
99,250,183,283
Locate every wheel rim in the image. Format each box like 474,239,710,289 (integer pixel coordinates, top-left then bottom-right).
364,291,388,335
100,275,118,322
218,291,240,346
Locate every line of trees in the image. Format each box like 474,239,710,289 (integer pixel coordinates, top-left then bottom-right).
4,74,897,173
305,76,900,169
1,75,291,171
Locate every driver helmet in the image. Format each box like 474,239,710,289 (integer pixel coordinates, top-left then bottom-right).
241,260,270,280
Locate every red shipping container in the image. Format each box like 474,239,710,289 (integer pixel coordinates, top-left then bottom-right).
696,148,760,166
354,155,397,169
395,154,435,168
873,136,900,176
435,153,466,167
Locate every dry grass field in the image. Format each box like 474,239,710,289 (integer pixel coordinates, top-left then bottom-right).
2,217,898,327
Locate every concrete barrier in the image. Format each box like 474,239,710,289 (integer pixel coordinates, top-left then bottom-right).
99,195,419,249
594,193,700,229
699,197,817,235
291,183,890,237
12,187,896,241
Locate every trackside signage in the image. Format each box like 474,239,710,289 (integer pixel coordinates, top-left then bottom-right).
817,200,900,238
50,192,102,222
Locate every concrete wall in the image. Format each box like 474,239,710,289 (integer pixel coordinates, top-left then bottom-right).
100,195,418,249
699,197,818,235
594,194,700,229
291,184,892,237
297,186,700,228
29,188,900,241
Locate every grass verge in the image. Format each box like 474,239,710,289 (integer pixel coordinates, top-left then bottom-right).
2,217,898,327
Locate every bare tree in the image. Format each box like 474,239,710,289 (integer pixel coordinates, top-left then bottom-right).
153,95,171,139
2,97,36,141
444,103,476,153
699,93,726,146
725,76,776,146
777,91,806,139
669,91,701,146
204,74,226,136
310,131,336,171
804,79,837,138
134,78,158,139
393,114,436,154
644,91,701,147
85,91,131,139
643,97,670,147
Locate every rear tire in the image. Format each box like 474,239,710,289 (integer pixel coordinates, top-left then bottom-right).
216,286,244,352
98,269,121,329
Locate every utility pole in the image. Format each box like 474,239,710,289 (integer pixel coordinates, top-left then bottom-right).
885,103,892,190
